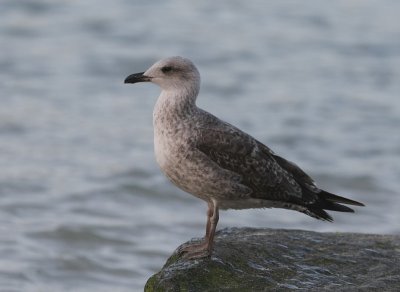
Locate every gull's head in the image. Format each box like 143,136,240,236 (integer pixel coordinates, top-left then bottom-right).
124,56,200,91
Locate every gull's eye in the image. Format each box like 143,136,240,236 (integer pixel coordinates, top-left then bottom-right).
161,66,173,73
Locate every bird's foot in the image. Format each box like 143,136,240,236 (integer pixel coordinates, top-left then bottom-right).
178,242,210,259
182,249,210,259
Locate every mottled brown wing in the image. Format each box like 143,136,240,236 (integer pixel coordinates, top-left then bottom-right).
196,126,313,203
271,154,321,193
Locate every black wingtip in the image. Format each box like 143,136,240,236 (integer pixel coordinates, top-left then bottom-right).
305,190,364,221
321,191,365,207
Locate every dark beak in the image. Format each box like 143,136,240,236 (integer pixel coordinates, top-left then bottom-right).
124,72,151,84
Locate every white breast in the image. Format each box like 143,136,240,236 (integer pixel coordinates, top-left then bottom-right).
154,129,169,169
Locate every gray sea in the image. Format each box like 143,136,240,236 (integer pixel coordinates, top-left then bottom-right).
1,0,400,291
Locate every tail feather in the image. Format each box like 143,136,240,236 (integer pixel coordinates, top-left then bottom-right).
306,207,333,222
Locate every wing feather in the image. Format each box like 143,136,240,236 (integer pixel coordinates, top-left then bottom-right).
192,112,363,220
195,124,307,203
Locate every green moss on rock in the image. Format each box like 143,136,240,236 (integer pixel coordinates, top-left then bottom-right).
145,228,400,291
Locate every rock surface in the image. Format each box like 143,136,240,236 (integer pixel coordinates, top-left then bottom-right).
145,227,400,291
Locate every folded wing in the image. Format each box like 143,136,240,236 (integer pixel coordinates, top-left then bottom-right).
195,118,363,221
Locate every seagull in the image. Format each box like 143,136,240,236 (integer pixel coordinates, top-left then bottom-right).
124,56,364,259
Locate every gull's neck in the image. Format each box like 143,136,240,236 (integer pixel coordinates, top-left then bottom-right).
153,83,200,124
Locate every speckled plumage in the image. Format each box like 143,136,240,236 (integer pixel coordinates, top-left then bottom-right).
125,56,364,258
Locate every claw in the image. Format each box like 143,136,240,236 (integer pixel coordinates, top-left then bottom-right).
182,249,210,259
178,240,210,259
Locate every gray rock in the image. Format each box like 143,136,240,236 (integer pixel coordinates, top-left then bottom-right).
145,228,400,291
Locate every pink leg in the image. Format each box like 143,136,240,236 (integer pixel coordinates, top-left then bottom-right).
180,200,219,259
205,200,213,238
205,199,219,254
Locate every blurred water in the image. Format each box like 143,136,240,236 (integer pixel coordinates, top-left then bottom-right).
1,0,400,291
